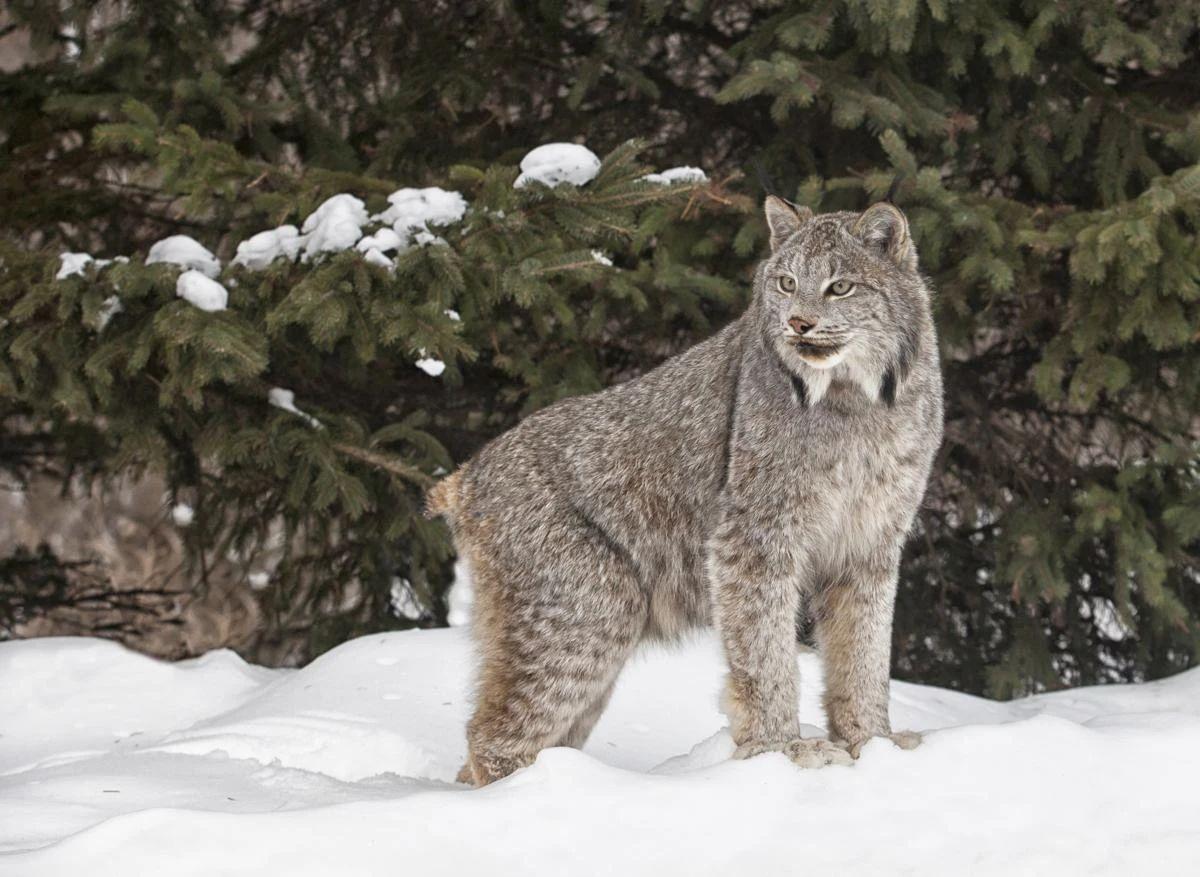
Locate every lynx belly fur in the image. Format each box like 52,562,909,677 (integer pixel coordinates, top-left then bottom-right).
428,197,944,786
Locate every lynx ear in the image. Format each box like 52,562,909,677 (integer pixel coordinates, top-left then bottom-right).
764,195,812,252
853,202,916,271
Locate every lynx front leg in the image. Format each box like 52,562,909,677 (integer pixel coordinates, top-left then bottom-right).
815,560,920,758
709,517,847,768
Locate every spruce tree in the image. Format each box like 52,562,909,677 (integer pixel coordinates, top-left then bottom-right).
2,2,1197,694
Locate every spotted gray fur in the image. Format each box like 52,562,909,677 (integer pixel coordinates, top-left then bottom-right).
428,197,944,785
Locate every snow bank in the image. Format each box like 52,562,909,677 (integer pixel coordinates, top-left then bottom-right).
2,629,1198,874
175,270,228,312
0,637,275,779
642,166,707,185
146,235,221,278
515,143,601,188
232,225,301,270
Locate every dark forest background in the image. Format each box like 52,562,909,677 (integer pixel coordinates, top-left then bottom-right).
2,1,1198,697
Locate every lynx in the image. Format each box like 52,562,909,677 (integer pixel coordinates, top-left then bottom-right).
428,197,944,786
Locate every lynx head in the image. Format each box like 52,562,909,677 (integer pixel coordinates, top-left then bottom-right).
753,195,930,406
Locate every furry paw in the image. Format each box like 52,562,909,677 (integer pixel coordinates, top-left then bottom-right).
889,730,923,751
783,738,855,768
733,738,854,769
844,730,923,759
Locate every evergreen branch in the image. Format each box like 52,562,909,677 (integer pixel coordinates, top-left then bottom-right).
332,442,434,489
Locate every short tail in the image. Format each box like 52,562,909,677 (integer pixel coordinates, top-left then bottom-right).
425,468,465,520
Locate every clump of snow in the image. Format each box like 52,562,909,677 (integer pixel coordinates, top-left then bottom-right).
299,194,368,259
356,227,405,254
514,143,601,188
146,235,221,278
374,188,467,235
95,295,123,331
444,308,461,322
361,248,395,270
415,356,446,377
389,578,425,621
411,229,447,248
247,571,270,590
56,252,95,280
170,503,194,527
445,556,474,627
267,387,322,429
591,249,613,266
3,628,1200,873
175,270,228,312
57,253,119,280
642,166,708,185
232,225,301,270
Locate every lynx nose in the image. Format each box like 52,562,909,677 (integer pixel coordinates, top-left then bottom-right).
788,316,818,335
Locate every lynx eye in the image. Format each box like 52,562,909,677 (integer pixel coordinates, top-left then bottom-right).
777,275,797,294
827,279,855,297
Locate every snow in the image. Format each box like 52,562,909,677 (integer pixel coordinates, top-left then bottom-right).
95,295,123,331
514,143,601,188
299,194,368,258
591,249,613,266
389,578,424,621
445,557,474,627
267,387,322,429
415,356,446,377
373,187,467,235
3,628,1197,875
642,165,708,185
175,270,228,312
232,225,301,270
412,229,447,247
56,252,94,280
170,503,194,527
146,235,221,278
356,227,404,254
361,247,395,270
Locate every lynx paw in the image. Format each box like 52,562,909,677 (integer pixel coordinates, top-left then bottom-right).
783,738,855,768
733,738,854,769
844,730,923,759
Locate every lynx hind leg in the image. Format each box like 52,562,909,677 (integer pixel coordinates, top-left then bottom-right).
556,679,618,750
461,517,646,787
456,677,616,783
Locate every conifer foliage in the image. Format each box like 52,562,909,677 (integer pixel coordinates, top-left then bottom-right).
2,2,1198,694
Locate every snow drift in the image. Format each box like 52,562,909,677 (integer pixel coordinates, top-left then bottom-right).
1,629,1197,875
